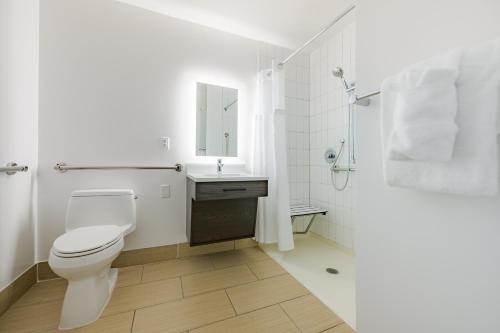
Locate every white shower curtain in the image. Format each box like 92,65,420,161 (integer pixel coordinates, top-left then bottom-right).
253,61,294,251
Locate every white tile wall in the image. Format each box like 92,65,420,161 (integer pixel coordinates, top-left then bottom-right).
258,26,357,252
308,21,357,252
258,43,311,232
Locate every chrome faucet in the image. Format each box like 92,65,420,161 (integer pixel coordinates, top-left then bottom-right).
217,158,224,175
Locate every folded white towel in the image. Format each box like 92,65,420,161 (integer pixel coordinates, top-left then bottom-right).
382,39,500,196
387,66,460,162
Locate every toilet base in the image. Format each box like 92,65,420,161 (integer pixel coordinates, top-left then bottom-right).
58,268,118,330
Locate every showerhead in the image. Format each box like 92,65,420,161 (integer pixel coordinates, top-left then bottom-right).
332,67,344,78
332,66,350,90
332,66,371,106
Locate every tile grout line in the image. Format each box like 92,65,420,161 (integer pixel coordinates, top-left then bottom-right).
319,322,348,333
180,263,290,298
36,276,62,283
7,298,63,312
278,302,302,332
182,273,258,298
224,289,312,317
180,276,185,299
245,261,288,280
244,263,259,280
107,269,263,317
188,298,292,332
111,272,303,320
101,294,183,320
135,257,276,286
102,275,310,322
139,265,144,283
223,289,238,316
130,310,136,333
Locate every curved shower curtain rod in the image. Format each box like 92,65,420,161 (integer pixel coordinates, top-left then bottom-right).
278,4,356,67
279,3,380,106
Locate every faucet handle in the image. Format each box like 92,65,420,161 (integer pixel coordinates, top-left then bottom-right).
217,158,223,164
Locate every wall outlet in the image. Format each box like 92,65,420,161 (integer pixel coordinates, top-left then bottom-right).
160,184,171,198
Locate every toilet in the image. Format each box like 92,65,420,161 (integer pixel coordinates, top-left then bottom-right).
48,189,136,330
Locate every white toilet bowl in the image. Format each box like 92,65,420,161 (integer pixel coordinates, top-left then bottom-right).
49,225,124,330
48,189,136,330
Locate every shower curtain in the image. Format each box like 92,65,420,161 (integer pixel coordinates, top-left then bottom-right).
253,61,294,251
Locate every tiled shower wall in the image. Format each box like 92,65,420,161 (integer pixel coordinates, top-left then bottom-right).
308,19,357,252
257,43,311,213
258,26,357,253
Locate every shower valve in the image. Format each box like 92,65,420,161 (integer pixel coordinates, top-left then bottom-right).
324,148,337,164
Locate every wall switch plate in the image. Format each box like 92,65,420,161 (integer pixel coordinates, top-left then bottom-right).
160,136,170,150
160,184,171,198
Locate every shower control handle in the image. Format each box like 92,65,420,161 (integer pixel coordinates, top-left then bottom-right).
324,148,337,164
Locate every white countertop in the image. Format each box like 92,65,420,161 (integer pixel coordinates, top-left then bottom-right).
187,172,268,182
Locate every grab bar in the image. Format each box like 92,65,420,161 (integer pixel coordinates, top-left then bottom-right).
1,162,29,175
54,162,183,173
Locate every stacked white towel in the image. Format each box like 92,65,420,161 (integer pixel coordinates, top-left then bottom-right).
387,66,460,162
382,39,500,196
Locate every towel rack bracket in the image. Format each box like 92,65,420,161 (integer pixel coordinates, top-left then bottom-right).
1,162,29,175
54,163,68,173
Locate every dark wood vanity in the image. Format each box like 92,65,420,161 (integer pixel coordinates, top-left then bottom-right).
186,178,268,246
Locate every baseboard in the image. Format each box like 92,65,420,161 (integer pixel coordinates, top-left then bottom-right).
0,265,37,318
36,261,59,281
37,238,257,281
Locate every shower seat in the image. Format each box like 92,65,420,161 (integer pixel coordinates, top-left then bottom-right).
290,205,327,234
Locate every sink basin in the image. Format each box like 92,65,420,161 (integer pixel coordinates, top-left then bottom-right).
187,172,268,182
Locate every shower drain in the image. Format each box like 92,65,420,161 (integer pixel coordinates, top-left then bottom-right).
326,268,339,274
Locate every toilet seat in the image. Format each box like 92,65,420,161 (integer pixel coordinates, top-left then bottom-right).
52,225,123,258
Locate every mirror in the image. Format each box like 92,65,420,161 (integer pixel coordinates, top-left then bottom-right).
196,82,238,157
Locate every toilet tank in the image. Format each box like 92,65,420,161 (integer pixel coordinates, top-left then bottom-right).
66,189,136,235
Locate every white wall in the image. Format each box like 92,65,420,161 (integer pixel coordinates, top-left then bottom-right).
37,0,258,260
0,0,38,290
308,13,357,251
356,1,500,332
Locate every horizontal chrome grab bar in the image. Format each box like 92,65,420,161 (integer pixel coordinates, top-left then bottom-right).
54,162,183,173
0,162,29,175
333,166,356,172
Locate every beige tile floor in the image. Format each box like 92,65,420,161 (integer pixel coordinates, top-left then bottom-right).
0,247,355,333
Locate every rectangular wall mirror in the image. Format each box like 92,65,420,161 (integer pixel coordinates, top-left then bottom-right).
196,82,238,157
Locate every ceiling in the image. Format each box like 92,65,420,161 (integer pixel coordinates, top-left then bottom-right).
117,0,355,49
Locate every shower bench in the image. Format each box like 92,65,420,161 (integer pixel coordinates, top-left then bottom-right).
290,205,327,234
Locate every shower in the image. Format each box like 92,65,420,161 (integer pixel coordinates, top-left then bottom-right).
325,66,358,191
332,67,351,91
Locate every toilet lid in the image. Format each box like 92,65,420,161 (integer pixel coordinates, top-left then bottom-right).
53,225,123,255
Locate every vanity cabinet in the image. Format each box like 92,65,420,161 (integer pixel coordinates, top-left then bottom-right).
186,178,268,246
